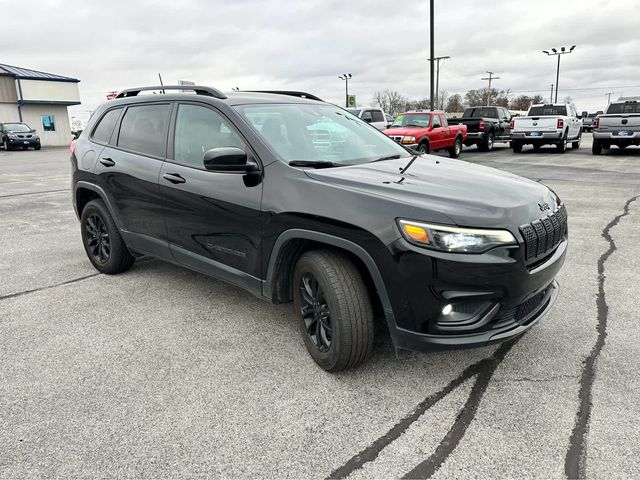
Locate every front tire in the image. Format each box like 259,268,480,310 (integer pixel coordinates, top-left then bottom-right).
80,199,135,274
35,145,41,151
448,137,462,158
417,141,430,154
292,250,374,372
3,139,10,151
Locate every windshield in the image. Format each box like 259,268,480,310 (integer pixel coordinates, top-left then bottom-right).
390,113,431,127
607,103,640,114
528,106,567,116
4,123,31,132
235,104,410,165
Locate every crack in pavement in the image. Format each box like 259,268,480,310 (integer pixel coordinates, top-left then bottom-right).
328,339,519,479
564,194,639,479
0,188,71,199
0,273,101,301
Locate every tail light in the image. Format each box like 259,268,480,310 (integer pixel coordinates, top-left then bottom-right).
479,120,485,131
509,119,515,129
69,139,77,156
557,118,564,129
593,116,600,129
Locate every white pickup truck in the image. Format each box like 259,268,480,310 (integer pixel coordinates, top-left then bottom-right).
592,98,640,155
510,103,582,153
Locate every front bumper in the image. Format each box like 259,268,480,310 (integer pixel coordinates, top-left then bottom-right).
375,229,567,352
7,137,40,147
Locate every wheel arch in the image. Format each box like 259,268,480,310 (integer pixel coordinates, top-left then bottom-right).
263,229,397,336
74,181,124,230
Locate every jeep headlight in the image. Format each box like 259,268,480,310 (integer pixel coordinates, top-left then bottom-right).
401,136,416,144
398,219,516,253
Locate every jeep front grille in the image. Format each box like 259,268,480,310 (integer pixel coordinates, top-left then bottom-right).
519,204,568,261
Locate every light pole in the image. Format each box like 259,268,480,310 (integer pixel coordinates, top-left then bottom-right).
481,71,500,105
428,55,450,109
429,0,434,110
542,45,576,103
338,73,352,108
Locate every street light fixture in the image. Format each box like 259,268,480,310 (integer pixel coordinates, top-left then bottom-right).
338,73,352,108
542,45,576,103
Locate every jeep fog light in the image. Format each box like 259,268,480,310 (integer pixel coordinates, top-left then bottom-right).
441,304,453,315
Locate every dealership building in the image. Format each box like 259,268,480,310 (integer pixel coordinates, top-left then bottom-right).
0,63,80,147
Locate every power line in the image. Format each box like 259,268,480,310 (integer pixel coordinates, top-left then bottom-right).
481,71,500,105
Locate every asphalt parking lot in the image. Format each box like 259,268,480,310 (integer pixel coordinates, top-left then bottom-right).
1,136,639,479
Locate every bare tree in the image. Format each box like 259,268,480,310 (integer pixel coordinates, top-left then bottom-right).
445,94,464,113
372,90,408,116
436,90,449,110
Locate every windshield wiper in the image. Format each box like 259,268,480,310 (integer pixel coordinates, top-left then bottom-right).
288,160,337,169
371,154,402,162
399,155,419,174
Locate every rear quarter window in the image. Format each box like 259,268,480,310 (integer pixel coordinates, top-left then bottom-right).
117,104,171,157
91,108,122,144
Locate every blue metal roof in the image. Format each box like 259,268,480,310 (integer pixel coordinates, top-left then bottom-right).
0,63,79,83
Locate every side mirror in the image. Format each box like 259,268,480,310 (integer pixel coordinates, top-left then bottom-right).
581,111,588,118
203,147,257,172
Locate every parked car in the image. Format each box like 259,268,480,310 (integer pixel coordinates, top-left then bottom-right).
346,107,389,130
447,106,512,151
383,110,467,158
592,99,640,155
510,103,582,153
71,85,567,371
580,111,602,132
385,113,395,127
0,122,41,150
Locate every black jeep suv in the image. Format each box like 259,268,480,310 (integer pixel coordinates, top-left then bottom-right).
71,85,567,371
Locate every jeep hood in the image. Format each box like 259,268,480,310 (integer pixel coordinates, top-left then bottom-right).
303,156,559,229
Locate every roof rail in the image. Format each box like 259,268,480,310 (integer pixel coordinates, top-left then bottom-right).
243,90,323,102
115,85,227,99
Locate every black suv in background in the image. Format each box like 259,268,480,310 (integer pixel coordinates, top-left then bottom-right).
1,122,41,150
71,85,568,371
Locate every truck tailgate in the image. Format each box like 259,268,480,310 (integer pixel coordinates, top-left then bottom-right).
598,114,640,131
514,116,558,131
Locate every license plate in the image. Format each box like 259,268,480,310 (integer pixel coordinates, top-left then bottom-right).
530,132,541,137
617,131,631,136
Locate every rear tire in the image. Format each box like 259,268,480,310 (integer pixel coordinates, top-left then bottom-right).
512,141,523,153
480,132,494,152
448,137,462,158
592,140,603,155
292,250,374,372
80,199,135,274
556,132,568,153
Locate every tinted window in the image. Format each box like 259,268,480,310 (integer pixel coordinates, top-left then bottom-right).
528,106,567,116
174,104,246,168
371,110,384,122
606,103,640,114
463,107,497,118
118,104,170,157
92,109,122,144
361,110,373,121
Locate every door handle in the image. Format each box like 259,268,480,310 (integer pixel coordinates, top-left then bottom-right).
99,157,115,167
162,173,186,184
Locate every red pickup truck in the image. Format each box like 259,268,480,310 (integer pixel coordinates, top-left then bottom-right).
383,110,467,158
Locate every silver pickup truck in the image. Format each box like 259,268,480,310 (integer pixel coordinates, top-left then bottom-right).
592,99,640,155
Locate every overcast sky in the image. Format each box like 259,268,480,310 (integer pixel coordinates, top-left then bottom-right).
3,0,639,122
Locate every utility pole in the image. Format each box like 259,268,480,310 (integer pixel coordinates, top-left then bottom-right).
481,71,500,105
429,0,435,111
605,92,613,105
550,84,554,104
428,55,451,109
338,73,352,108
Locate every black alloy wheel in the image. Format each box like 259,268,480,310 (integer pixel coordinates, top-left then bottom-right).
85,213,111,264
299,272,332,352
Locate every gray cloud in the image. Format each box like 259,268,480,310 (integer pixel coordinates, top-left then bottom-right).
2,0,638,121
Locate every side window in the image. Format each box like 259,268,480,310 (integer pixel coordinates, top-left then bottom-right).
117,104,170,157
361,110,373,122
503,108,511,120
441,114,448,127
371,110,384,122
92,108,122,144
173,104,246,168
432,114,442,128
